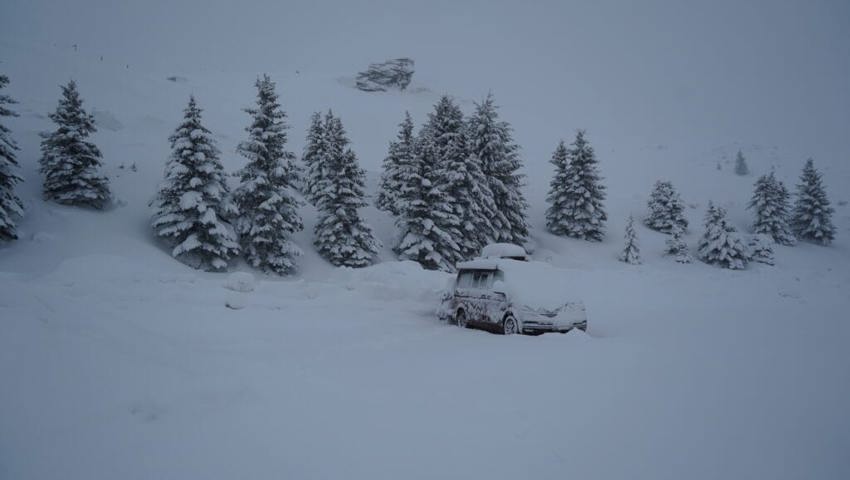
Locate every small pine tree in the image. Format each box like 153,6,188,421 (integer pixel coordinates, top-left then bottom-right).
664,224,692,263
734,150,749,176
313,112,380,267
748,234,775,265
301,112,325,204
151,96,240,271
234,75,303,275
0,74,23,241
394,131,462,271
376,111,415,216
791,159,835,245
546,130,607,241
467,93,529,245
697,202,749,269
428,95,496,258
748,171,795,245
39,80,111,208
645,180,688,233
618,215,641,264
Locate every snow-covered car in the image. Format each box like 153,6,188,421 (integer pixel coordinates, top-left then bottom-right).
439,245,588,335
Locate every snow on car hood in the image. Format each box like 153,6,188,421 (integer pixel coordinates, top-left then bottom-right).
486,259,581,311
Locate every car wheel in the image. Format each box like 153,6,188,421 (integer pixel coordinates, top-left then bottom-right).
502,315,518,335
456,310,468,328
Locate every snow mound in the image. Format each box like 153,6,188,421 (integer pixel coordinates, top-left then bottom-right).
346,260,450,302
30,232,56,243
223,272,255,293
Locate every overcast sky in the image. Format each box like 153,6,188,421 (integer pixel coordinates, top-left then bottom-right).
2,0,848,159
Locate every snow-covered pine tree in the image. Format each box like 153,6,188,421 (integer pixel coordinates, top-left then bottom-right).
747,171,795,245
467,93,528,245
645,180,688,233
0,74,23,241
545,130,607,241
664,224,692,263
313,112,380,267
39,80,111,209
234,75,303,275
697,202,749,269
394,129,462,271
151,96,240,271
376,111,415,216
428,95,496,258
545,140,570,233
791,159,835,245
748,234,775,265
618,215,641,264
734,150,750,176
301,112,325,204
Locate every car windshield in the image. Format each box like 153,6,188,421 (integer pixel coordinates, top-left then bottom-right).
457,269,498,289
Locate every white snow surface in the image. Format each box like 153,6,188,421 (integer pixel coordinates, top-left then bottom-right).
480,242,528,259
2,1,850,479
223,271,255,293
494,258,585,312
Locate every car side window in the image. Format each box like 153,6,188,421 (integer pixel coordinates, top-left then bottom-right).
457,271,475,288
472,271,493,289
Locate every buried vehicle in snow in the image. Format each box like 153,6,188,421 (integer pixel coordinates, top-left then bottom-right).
439,244,588,335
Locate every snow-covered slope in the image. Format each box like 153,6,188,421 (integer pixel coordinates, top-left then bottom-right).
1,1,849,479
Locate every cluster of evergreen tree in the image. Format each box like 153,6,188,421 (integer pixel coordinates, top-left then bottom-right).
152,77,308,272
546,130,607,241
0,74,23,241
4,71,840,277
646,156,837,269
377,94,527,271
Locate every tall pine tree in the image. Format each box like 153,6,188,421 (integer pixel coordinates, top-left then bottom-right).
428,95,496,257
0,74,23,241
645,180,688,233
698,202,749,269
376,111,415,216
151,96,239,271
467,93,528,245
40,80,111,209
302,112,325,204
394,129,462,271
664,224,692,263
618,215,641,264
748,171,795,246
734,150,750,176
313,112,380,267
791,159,835,245
234,75,303,275
546,130,607,241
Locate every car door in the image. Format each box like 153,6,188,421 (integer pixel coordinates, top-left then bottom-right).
454,269,493,325
473,270,504,326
